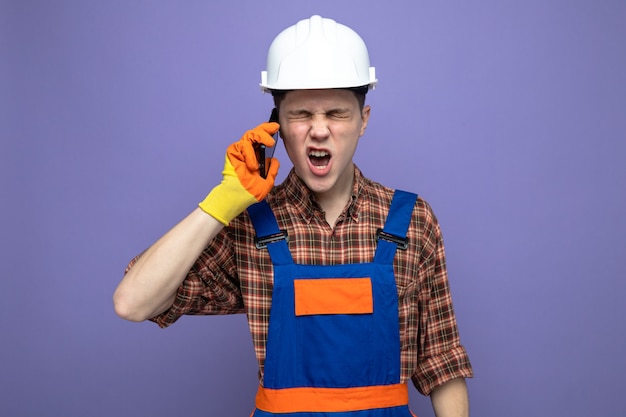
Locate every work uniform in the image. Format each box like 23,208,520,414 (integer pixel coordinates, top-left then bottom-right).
143,168,473,401
248,191,418,417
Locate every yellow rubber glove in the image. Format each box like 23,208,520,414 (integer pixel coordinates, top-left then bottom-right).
199,122,280,225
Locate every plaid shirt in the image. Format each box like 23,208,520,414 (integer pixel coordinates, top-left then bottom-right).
143,166,473,395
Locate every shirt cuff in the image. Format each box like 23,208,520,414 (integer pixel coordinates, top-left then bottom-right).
147,275,204,328
411,345,474,396
147,286,188,328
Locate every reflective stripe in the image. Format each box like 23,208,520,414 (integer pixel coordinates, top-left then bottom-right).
255,383,409,413
294,278,373,316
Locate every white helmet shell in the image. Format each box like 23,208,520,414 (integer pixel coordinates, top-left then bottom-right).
260,15,377,92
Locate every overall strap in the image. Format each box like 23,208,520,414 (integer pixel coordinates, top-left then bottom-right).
247,201,293,265
373,190,418,265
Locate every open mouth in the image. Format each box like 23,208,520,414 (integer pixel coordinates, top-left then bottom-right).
309,150,331,170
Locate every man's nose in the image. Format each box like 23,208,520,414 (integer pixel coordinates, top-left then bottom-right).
310,115,330,139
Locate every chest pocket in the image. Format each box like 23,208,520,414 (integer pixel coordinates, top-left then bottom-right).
294,274,376,387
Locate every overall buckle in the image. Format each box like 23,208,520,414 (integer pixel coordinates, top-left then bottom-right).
255,230,289,249
376,228,409,250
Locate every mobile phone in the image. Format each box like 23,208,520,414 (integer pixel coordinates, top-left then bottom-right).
258,108,279,178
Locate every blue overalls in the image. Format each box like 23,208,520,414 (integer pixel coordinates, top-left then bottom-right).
248,190,418,417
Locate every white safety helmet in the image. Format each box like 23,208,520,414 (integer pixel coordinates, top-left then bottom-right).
260,15,377,92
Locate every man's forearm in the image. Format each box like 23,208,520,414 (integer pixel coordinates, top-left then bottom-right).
430,378,469,417
113,207,223,321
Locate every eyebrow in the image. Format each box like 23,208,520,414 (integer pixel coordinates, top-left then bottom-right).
286,108,352,116
326,108,351,114
286,109,313,116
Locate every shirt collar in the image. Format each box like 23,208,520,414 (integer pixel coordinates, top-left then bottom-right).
282,165,366,224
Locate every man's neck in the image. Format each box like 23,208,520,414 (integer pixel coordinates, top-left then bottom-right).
314,166,355,227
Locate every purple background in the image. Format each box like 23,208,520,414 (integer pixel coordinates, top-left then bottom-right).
2,1,625,416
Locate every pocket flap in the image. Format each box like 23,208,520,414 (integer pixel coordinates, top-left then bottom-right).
294,278,373,316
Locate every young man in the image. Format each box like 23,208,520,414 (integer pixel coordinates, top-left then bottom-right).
114,15,473,417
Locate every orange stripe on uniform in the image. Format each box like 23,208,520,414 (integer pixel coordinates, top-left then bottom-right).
294,277,373,316
255,383,409,413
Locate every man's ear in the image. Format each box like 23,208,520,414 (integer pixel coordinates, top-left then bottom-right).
360,105,371,136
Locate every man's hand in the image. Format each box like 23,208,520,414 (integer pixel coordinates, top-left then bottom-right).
199,122,280,225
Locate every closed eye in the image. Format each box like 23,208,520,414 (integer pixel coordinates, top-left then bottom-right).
287,110,313,120
327,109,351,119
